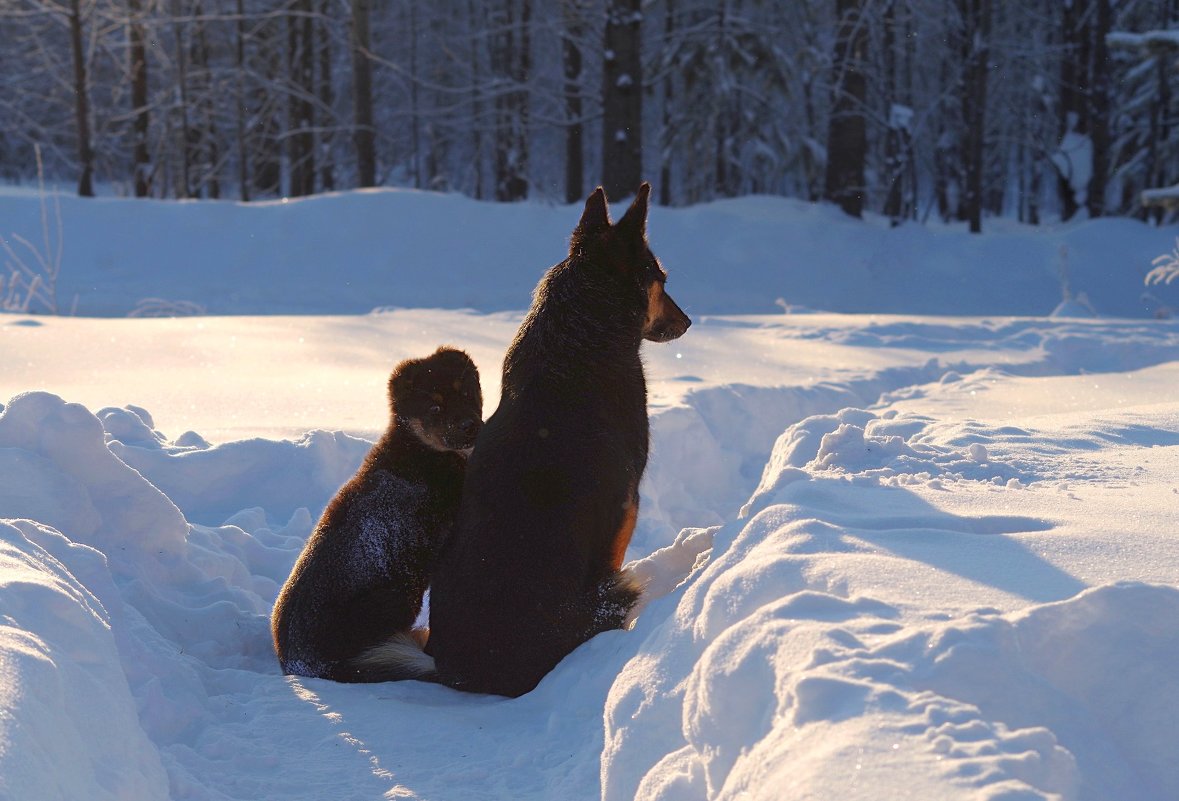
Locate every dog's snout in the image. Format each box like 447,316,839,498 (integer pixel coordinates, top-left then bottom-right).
458,418,480,439
645,305,691,343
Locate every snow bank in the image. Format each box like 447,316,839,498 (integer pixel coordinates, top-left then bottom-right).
0,519,169,800
1,188,1176,318
0,387,713,801
607,573,1179,801
0,392,348,798
605,393,1179,801
102,403,371,527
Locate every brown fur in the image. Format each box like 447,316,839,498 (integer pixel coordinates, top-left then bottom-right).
271,347,481,682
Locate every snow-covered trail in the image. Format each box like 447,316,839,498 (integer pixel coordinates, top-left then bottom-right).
2,309,1179,800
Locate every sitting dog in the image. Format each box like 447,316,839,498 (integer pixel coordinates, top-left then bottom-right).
424,183,691,696
271,346,481,682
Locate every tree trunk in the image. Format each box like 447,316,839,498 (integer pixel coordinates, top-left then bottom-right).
601,0,642,201
714,3,732,198
960,0,990,233
351,0,376,188
467,0,484,199
409,2,421,188
128,0,150,197
1056,0,1089,221
172,2,192,198
1086,0,1111,218
234,0,250,200
318,0,335,191
1148,47,1172,224
882,0,902,224
658,0,674,206
68,0,95,197
493,0,530,201
823,0,867,218
253,17,284,196
562,0,584,204
193,4,220,198
287,0,315,196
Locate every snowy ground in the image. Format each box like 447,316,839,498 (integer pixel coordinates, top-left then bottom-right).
2,189,1178,800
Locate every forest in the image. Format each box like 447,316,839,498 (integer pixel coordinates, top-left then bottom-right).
1,0,1177,230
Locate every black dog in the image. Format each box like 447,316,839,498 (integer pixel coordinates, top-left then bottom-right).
271,347,481,682
423,183,691,696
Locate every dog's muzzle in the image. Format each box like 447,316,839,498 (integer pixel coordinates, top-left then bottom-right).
644,316,691,342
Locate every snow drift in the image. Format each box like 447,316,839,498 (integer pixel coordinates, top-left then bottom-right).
2,188,1177,318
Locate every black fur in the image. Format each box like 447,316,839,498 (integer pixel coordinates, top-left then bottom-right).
271,347,481,682
426,184,690,697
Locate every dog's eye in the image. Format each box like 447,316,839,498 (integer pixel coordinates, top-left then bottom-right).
428,404,443,417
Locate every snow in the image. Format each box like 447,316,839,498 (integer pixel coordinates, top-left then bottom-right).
3,188,1178,319
1143,182,1179,209
1051,119,1093,211
1,188,1179,800
1108,29,1179,53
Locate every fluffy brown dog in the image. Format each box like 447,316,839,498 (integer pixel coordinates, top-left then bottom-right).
271,347,481,682
424,184,690,696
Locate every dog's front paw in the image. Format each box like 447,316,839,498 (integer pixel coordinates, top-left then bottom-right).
622,526,716,626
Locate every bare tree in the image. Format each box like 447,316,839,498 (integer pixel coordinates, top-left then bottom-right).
824,0,867,217
601,0,642,201
128,0,151,196
351,0,376,187
0,0,1173,220
959,0,990,233
1056,0,1090,220
233,0,250,200
68,0,95,196
562,0,587,203
317,0,335,191
1086,0,1111,218
491,0,531,201
287,0,315,196
881,0,916,225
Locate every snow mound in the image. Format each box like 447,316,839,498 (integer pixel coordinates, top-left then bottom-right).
2,189,1177,317
0,391,188,583
0,389,721,800
605,375,1179,801
2,305,1178,800
102,404,371,527
741,407,1030,518
0,393,336,796
0,519,170,800
604,500,1179,801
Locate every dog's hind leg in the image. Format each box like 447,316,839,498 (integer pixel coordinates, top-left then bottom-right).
588,569,644,636
609,483,641,572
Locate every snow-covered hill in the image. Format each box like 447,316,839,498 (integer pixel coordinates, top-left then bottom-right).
2,187,1177,318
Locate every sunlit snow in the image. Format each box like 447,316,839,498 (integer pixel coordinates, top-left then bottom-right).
1,188,1177,801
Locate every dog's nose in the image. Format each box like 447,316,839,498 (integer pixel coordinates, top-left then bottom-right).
458,418,480,439
651,317,690,342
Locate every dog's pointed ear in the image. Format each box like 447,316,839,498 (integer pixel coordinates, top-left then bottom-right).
617,182,651,239
571,187,610,255
576,187,610,234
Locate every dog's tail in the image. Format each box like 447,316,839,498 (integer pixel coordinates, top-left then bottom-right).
345,628,438,683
